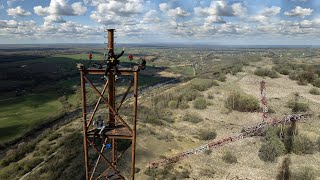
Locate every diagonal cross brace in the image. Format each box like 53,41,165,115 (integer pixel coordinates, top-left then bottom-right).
87,138,124,180
84,76,132,132
117,78,134,111
87,80,109,129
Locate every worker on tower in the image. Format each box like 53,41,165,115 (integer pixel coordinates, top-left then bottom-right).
92,116,107,145
104,47,125,77
139,56,146,70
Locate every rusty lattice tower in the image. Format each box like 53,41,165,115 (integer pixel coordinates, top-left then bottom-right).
78,29,138,180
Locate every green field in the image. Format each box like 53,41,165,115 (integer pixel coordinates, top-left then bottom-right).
0,94,63,142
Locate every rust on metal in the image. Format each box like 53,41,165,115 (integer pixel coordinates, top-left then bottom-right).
78,29,139,180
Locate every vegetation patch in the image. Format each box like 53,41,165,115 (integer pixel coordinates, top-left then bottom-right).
292,167,316,180
183,113,203,124
197,130,217,141
309,88,320,95
254,68,279,78
225,91,259,112
193,97,207,110
190,79,217,91
222,151,237,164
292,135,315,155
259,127,285,162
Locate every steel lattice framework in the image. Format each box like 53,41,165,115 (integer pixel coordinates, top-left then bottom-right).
78,29,139,180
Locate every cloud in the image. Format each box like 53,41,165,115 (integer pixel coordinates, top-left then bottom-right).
90,0,144,26
95,0,143,16
284,6,313,18
159,3,169,12
7,6,31,17
43,15,66,23
7,0,24,7
142,10,161,23
159,3,190,18
261,6,281,16
0,20,18,28
34,0,87,16
250,6,281,23
194,1,247,17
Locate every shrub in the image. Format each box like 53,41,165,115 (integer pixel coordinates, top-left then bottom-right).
276,156,291,180
317,137,320,152
297,71,317,84
182,89,201,102
191,79,215,91
297,79,308,86
218,74,226,82
168,100,178,109
225,92,259,112
292,135,315,155
183,113,203,123
287,97,309,113
193,97,207,109
222,151,237,164
312,78,320,88
258,138,285,162
199,168,216,178
292,102,309,113
204,149,212,155
47,132,62,141
230,65,243,75
207,93,214,99
309,88,320,95
179,102,190,109
198,130,217,141
292,167,316,180
254,68,279,78
276,67,291,75
0,141,37,166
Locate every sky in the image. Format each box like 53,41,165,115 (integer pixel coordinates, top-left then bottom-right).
0,0,320,45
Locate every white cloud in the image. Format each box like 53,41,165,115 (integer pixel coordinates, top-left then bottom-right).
284,6,313,18
7,6,31,17
250,15,268,23
261,6,281,16
194,1,246,17
250,6,281,23
0,20,18,28
159,3,169,12
95,0,143,16
159,4,190,18
34,0,87,16
142,10,161,23
44,15,66,23
90,0,144,27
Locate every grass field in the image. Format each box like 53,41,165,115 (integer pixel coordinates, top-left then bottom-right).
0,93,63,142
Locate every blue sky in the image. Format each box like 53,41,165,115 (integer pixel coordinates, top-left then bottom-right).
0,0,319,44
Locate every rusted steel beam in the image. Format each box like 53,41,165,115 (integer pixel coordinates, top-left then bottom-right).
87,138,123,179
82,69,138,75
80,69,90,180
90,143,106,180
108,29,114,51
117,78,134,111
83,76,132,132
87,80,109,129
131,71,138,180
